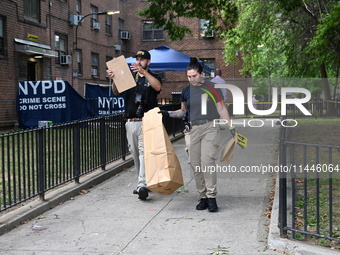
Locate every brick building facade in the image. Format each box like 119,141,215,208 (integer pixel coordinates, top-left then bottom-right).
0,0,245,129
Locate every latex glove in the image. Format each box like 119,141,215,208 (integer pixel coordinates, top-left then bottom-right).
158,110,169,117
229,126,236,137
184,122,191,131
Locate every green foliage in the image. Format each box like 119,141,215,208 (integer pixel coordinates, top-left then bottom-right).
223,1,287,77
210,245,229,255
137,0,238,41
308,2,340,77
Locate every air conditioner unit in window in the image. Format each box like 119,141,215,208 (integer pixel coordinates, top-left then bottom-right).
93,22,101,30
69,14,84,26
120,31,130,40
91,68,98,76
60,55,72,65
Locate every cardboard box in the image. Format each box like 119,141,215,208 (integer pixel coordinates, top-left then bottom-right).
106,55,136,93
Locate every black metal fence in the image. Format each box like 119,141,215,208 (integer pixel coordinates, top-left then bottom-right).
0,106,183,212
278,120,340,243
242,100,340,118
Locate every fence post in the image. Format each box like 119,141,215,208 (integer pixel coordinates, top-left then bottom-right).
278,122,288,238
73,121,80,183
100,116,106,170
37,128,46,200
121,115,127,160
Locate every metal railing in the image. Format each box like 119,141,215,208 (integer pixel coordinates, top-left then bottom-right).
0,108,183,212
238,99,340,118
278,121,340,242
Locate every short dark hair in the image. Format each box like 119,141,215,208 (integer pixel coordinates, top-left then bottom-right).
187,57,203,74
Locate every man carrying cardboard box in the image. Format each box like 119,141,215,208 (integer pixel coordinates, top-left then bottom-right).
106,50,162,200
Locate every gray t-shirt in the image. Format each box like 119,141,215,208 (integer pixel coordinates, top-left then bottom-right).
181,81,222,122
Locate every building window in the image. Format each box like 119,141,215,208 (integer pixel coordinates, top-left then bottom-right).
55,34,68,65
118,18,127,40
106,56,112,79
200,58,215,77
24,0,40,22
77,50,82,75
76,0,81,15
118,18,125,31
91,53,99,77
142,21,164,41
0,17,4,56
90,5,99,29
105,15,112,36
199,19,214,38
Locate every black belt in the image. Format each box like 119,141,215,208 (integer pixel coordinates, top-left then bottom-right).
191,119,211,126
126,118,142,122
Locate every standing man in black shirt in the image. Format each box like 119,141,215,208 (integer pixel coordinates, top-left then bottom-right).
106,50,162,200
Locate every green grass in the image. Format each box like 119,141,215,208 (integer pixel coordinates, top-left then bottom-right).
288,118,340,248
0,125,123,211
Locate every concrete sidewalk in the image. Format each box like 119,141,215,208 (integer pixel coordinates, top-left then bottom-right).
0,119,337,255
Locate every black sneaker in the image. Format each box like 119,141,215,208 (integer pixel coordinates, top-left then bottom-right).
208,198,218,212
137,187,149,200
133,189,138,194
196,198,209,210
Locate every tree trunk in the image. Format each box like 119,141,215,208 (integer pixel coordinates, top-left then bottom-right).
320,63,331,100
320,63,334,115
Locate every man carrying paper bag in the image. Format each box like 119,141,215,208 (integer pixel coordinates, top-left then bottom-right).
106,50,162,201
143,107,184,195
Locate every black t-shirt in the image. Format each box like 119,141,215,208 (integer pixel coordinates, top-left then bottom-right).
180,81,223,122
124,71,161,118
180,85,190,121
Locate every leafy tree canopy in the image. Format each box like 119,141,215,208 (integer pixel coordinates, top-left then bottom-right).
139,0,340,99
137,0,238,41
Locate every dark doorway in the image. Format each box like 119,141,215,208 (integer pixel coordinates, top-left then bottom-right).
27,61,36,81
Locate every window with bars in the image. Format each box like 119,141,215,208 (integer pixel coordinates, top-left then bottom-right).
142,21,164,41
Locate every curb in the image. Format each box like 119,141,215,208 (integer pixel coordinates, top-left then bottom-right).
0,133,183,237
0,157,134,236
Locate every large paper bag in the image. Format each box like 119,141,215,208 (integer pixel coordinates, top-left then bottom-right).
220,136,236,165
142,107,184,195
106,55,136,93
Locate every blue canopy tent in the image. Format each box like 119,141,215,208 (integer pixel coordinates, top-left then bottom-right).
125,46,211,73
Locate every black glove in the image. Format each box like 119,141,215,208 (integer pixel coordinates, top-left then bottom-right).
229,126,236,137
158,110,169,117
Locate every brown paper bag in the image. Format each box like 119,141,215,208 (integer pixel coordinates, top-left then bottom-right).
142,107,184,195
220,136,237,165
106,55,136,93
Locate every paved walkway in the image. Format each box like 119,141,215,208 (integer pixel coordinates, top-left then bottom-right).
0,119,337,255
